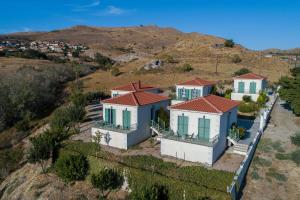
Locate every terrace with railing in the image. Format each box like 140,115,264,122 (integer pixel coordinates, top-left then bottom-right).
150,120,219,147
94,120,137,134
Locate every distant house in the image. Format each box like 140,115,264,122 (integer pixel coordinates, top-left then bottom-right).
92,91,170,149
110,81,159,97
231,73,267,101
172,78,215,105
160,95,239,165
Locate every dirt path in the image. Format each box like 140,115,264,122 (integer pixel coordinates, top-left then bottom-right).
241,98,300,200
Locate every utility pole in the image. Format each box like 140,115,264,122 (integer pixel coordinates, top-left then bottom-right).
215,54,219,74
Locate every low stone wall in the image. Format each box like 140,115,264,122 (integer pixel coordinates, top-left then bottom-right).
227,93,278,200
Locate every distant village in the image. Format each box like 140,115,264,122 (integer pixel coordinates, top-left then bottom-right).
0,39,88,59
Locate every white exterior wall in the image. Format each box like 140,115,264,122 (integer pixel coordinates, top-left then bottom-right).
231,79,267,101
161,139,214,165
103,103,138,126
92,99,170,149
175,85,212,97
162,106,238,164
170,109,221,139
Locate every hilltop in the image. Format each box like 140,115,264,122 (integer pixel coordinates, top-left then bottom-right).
1,26,290,87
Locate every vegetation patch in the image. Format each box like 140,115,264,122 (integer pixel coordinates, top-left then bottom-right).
175,63,194,73
233,68,250,76
58,142,232,199
266,168,287,182
253,156,272,167
279,67,300,116
290,132,300,147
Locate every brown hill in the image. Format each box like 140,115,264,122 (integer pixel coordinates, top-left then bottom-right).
1,25,290,86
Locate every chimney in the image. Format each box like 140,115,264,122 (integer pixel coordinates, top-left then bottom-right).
138,80,141,89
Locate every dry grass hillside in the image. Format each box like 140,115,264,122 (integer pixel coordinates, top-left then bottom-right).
1,25,290,91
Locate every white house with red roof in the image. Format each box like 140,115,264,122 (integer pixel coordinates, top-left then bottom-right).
111,80,159,97
92,91,170,149
172,78,215,105
160,95,240,165
231,73,267,101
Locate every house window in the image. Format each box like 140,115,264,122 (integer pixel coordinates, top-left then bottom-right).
238,82,245,93
192,89,198,99
178,88,183,99
122,109,131,129
113,94,118,97
198,117,210,140
249,82,256,94
104,108,116,125
177,114,189,136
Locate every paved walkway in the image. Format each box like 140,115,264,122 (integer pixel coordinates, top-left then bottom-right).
71,103,102,142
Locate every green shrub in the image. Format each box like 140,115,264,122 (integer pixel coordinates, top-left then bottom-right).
266,168,287,182
290,149,300,166
85,91,109,104
242,95,252,102
231,54,242,63
94,53,114,70
251,170,260,180
176,63,193,72
257,92,268,106
131,183,169,200
224,89,232,99
253,156,272,167
111,67,120,76
290,132,300,147
238,102,258,113
275,153,290,160
55,154,89,182
224,39,235,48
156,107,169,128
91,168,124,196
234,68,251,76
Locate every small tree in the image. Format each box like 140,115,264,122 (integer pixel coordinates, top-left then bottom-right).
156,107,169,129
234,68,251,76
257,92,268,107
91,168,124,197
231,54,242,63
111,67,120,76
243,95,252,102
224,39,235,48
93,130,103,156
55,154,89,182
28,130,56,172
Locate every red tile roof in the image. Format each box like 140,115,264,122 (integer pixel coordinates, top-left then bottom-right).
177,78,215,86
233,73,267,80
169,95,240,113
102,91,170,106
111,80,157,91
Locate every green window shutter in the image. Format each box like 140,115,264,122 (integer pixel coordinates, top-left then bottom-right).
112,109,116,126
104,108,109,123
177,116,183,135
250,82,256,94
198,118,205,139
123,110,131,129
198,118,210,140
183,116,189,134
204,118,210,139
178,88,182,99
189,89,192,99
238,82,245,93
178,115,188,135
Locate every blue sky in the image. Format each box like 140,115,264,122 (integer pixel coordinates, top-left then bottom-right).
1,0,300,50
